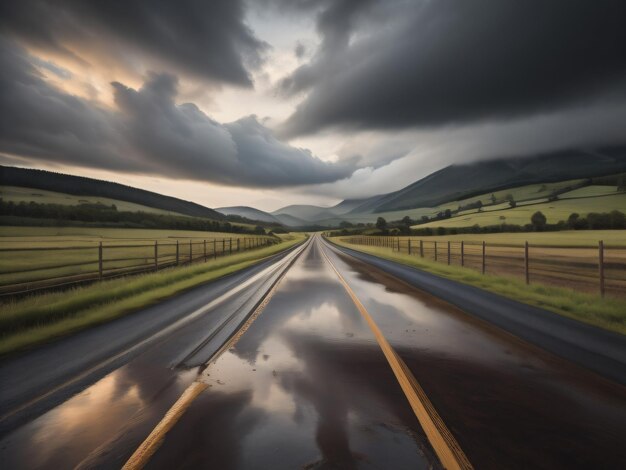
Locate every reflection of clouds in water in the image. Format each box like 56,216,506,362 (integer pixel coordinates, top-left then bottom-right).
336,252,553,367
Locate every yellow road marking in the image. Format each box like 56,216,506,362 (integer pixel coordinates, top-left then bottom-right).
122,381,207,470
320,240,473,470
122,237,311,469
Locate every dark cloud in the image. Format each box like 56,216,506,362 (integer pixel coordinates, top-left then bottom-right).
0,0,267,86
0,39,358,187
294,42,306,60
277,0,626,137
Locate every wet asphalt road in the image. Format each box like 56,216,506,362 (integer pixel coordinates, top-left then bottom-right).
1,234,626,469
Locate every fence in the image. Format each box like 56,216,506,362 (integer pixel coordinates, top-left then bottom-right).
337,236,626,298
0,236,278,296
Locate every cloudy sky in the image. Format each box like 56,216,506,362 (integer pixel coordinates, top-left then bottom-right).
1,0,625,211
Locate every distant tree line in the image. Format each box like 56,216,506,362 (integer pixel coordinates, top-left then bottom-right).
0,199,271,234
327,210,625,237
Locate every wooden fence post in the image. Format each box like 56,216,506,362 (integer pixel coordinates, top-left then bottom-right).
524,241,529,285
204,240,207,262
408,239,412,255
230,238,233,255
397,237,400,252
238,239,240,252
420,240,424,258
482,241,486,274
461,241,465,267
213,239,217,259
176,240,179,265
447,241,450,265
99,241,103,279
154,241,158,270
599,240,605,298
434,241,438,261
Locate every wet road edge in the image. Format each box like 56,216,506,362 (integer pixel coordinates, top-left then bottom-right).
323,238,626,386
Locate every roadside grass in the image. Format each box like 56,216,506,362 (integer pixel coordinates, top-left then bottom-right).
329,238,626,336
0,233,305,356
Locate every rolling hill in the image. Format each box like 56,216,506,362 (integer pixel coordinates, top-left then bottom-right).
217,206,283,225
348,146,626,214
1,166,225,220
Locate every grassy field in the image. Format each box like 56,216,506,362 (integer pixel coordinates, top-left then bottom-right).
0,226,277,288
1,185,182,216
0,233,306,355
386,230,626,247
330,237,626,335
559,185,620,199
317,179,591,226
412,193,626,229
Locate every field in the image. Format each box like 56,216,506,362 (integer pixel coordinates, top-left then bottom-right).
1,185,182,216
394,230,626,247
412,193,626,229
329,236,626,335
316,179,600,226
0,232,306,355
0,226,278,293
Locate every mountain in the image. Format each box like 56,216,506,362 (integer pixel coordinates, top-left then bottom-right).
217,206,282,225
1,166,225,219
273,213,309,227
329,197,380,215
272,204,338,222
349,146,626,214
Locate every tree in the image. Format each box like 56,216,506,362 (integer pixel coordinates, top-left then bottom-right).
254,225,265,234
490,193,497,204
401,216,412,227
567,213,580,229
421,215,429,223
531,211,547,231
444,209,452,218
376,217,387,232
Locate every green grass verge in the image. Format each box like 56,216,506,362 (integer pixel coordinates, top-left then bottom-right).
0,233,306,356
329,237,626,336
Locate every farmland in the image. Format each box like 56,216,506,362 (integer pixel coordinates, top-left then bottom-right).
0,226,279,291
412,192,626,229
1,185,182,216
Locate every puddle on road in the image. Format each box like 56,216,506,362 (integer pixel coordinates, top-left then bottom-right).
0,358,199,469
145,242,439,469
329,248,626,469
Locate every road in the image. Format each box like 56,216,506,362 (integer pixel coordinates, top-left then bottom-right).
1,234,625,469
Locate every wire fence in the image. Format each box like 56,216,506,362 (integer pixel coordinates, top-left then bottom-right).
0,236,279,296
336,235,626,298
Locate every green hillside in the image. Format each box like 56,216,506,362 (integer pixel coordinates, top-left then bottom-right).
1,166,224,219
348,146,626,214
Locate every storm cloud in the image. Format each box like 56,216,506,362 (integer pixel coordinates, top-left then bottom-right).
0,0,267,86
0,39,357,187
277,0,626,137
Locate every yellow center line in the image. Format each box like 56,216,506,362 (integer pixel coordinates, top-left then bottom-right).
122,237,312,470
320,239,473,470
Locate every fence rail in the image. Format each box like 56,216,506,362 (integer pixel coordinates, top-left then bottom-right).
336,236,626,298
0,236,278,296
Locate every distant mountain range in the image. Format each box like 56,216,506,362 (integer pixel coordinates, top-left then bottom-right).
3,145,626,229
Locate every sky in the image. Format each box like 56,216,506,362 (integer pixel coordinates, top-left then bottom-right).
1,0,626,211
